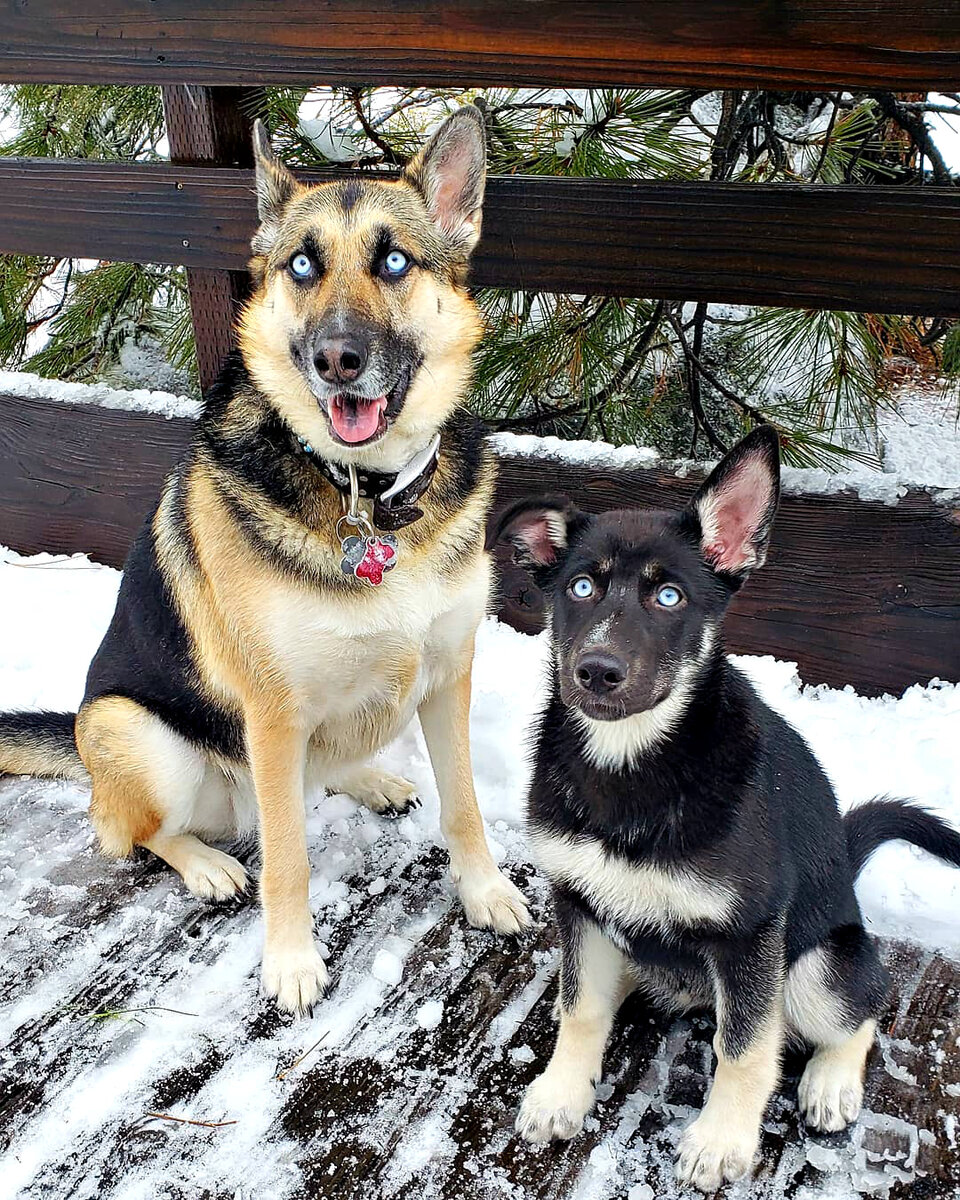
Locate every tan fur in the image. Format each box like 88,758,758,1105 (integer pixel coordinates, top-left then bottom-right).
76,696,164,856
58,111,528,1014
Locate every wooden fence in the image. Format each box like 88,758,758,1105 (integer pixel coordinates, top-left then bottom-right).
0,1,959,696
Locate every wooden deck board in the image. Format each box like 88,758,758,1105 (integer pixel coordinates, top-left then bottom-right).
2,776,958,1199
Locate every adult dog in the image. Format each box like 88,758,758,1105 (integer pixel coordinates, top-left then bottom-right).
0,105,528,1014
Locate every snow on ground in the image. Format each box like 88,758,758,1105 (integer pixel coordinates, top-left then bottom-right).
0,545,958,1199
1,543,958,957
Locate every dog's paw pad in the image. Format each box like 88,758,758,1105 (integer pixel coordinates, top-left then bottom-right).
799,1053,864,1132
676,1111,759,1192
262,947,330,1015
180,846,248,901
457,868,530,935
515,1071,595,1144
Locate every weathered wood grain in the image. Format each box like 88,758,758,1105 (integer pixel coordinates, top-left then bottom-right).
1,773,957,1199
0,1,958,90
1,392,956,695
160,85,263,395
3,160,960,316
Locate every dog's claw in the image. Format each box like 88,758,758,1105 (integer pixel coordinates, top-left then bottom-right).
456,866,530,935
261,946,330,1016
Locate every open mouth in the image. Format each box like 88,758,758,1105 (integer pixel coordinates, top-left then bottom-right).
324,368,412,447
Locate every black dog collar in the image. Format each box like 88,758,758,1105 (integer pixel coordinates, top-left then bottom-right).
296,433,441,531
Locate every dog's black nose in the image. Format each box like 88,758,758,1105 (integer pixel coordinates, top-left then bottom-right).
575,651,627,694
314,336,368,384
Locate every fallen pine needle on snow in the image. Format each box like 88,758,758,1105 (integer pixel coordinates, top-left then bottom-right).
141,1112,238,1130
276,1031,329,1080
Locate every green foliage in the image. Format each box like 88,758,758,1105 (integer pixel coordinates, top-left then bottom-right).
0,83,954,464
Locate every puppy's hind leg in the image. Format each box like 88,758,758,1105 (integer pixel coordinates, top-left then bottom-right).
77,695,248,900
787,926,886,1132
517,906,628,1143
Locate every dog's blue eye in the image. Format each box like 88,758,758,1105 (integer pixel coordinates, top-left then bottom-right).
383,250,410,276
571,576,594,599
656,585,683,608
289,253,315,279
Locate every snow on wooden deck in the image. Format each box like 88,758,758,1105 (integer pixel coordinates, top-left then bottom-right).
2,773,959,1200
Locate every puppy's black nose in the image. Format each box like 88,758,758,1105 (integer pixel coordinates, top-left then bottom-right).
314,336,368,384
575,652,627,694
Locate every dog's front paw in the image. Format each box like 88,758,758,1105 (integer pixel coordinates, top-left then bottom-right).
456,865,530,935
516,1068,595,1143
262,946,330,1015
798,1050,864,1132
676,1108,759,1192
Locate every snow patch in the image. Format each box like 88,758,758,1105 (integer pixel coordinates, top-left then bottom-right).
0,368,201,420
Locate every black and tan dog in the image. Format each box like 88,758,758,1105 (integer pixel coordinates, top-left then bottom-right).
0,105,528,1013
496,428,960,1191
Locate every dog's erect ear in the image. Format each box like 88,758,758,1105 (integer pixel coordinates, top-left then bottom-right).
251,119,301,253
687,425,780,582
490,496,590,583
402,105,486,252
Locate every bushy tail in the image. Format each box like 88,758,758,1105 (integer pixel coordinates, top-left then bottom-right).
845,797,960,878
0,711,86,781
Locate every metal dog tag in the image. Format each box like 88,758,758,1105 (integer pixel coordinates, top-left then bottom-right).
339,532,399,587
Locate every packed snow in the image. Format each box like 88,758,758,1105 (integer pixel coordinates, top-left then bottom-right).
0,368,201,421
490,390,960,507
1,543,958,1199
1,542,958,955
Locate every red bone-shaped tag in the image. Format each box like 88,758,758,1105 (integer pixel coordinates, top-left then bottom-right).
339,534,398,587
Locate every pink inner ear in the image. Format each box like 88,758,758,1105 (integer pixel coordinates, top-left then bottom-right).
700,456,772,572
430,143,475,234
512,512,563,565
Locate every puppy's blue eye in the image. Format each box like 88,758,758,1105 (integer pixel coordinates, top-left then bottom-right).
289,253,314,279
656,585,683,608
383,249,410,276
570,576,594,599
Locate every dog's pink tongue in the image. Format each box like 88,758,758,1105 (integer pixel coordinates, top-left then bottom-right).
330,395,387,444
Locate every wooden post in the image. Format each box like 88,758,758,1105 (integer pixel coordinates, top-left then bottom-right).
160,85,264,395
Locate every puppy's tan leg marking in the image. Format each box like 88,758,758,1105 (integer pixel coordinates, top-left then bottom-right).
676,1003,784,1192
77,696,248,899
799,1018,876,1132
517,922,627,1143
326,764,419,816
418,660,529,934
246,711,328,1015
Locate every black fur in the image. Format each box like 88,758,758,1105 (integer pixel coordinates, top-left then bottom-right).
504,427,960,1065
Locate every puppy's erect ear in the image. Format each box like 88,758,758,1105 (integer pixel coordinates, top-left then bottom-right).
402,105,486,253
490,496,590,585
251,119,301,253
687,425,780,582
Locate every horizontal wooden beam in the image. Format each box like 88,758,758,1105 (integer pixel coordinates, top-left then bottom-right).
1,390,957,696
2,159,959,315
0,2,958,90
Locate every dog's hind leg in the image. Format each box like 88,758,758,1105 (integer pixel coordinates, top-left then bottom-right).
76,695,248,899
517,909,628,1143
324,763,419,816
418,657,530,934
676,921,785,1192
786,925,886,1132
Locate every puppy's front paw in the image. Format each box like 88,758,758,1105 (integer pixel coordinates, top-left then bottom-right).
516,1068,596,1143
676,1108,759,1192
339,767,420,816
262,946,330,1015
456,866,530,935
798,1050,864,1132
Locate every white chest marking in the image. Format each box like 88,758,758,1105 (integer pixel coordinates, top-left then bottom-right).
529,828,737,937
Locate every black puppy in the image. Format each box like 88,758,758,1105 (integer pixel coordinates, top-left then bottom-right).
496,427,960,1191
